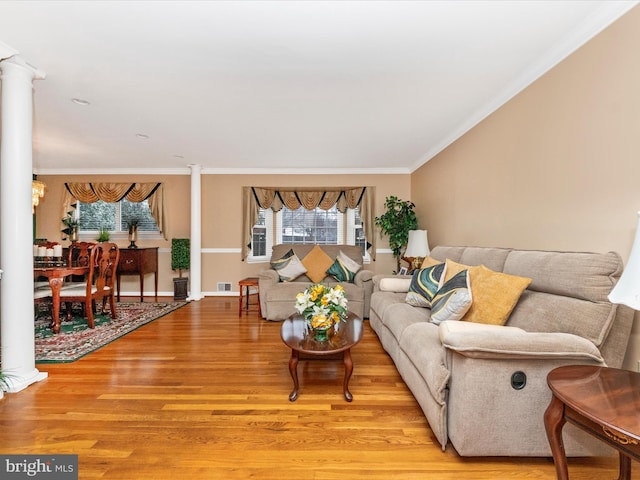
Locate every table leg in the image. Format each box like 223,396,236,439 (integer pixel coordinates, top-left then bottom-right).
238,285,244,316
544,394,569,480
343,348,354,402
618,453,631,480
288,349,300,402
48,277,65,334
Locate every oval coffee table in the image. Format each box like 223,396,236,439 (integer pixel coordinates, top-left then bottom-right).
281,311,363,402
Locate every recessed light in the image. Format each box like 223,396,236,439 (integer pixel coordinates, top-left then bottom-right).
173,155,184,159
136,133,150,139
71,98,90,106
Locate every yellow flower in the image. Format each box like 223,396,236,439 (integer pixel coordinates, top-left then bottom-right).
311,315,331,329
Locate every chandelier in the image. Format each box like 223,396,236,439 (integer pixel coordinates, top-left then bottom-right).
32,180,46,213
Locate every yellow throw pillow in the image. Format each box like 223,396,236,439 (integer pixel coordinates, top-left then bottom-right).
420,256,442,268
441,259,531,325
301,245,334,283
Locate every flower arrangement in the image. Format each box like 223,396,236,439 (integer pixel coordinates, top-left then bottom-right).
295,284,348,330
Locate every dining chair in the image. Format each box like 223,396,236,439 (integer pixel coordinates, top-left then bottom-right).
59,242,120,328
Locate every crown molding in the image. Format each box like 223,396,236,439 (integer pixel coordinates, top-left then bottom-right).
34,166,412,176
410,0,640,173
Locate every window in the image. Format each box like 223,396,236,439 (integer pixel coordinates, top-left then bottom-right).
248,206,368,262
77,199,160,239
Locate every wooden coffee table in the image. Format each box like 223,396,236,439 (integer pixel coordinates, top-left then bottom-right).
544,365,640,480
281,311,363,402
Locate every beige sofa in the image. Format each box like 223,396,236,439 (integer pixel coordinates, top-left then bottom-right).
259,244,374,321
370,245,633,457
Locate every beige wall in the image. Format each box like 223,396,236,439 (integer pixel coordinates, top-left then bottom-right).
411,6,640,369
35,173,410,296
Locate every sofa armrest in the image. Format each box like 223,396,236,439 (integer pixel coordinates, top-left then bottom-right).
258,269,280,318
354,269,374,286
439,321,604,363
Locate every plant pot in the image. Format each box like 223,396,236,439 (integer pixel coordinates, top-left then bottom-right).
173,277,188,301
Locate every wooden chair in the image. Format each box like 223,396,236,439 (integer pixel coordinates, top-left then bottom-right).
60,242,120,328
68,241,95,267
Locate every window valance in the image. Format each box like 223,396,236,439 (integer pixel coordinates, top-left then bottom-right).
242,186,376,260
63,182,167,239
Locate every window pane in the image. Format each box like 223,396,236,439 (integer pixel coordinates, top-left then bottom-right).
121,199,158,231
282,206,338,244
354,208,367,255
252,210,267,256
78,201,115,231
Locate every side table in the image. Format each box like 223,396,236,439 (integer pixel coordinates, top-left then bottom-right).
238,277,260,317
544,365,640,480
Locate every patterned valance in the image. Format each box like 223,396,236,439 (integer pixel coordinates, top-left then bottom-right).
242,186,376,260
63,182,167,239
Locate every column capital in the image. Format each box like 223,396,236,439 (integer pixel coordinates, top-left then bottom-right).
0,55,46,80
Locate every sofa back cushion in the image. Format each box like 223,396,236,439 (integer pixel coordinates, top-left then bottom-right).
270,244,363,283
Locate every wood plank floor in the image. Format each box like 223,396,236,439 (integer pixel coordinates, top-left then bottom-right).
0,297,634,479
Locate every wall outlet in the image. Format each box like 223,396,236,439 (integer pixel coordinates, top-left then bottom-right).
217,282,232,292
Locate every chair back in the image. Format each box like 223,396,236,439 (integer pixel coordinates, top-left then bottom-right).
89,243,120,298
68,242,95,267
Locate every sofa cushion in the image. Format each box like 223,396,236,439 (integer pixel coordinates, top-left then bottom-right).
405,263,445,307
431,269,472,325
270,249,307,282
301,245,334,283
442,259,531,326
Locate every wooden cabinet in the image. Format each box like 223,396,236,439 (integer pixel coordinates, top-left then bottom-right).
116,247,158,302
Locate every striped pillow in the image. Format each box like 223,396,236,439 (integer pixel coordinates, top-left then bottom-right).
270,249,307,282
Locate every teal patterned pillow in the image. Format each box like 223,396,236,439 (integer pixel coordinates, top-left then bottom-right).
270,249,307,282
430,269,472,325
327,257,357,283
405,263,445,307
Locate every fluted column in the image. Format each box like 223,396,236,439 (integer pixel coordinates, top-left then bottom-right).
0,56,48,392
188,164,202,300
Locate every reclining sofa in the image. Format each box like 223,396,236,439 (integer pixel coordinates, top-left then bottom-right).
370,245,633,457
259,244,374,321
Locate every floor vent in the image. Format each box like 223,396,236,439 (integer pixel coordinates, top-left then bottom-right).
217,282,232,292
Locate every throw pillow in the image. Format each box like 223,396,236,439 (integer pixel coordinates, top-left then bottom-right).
338,250,362,275
440,259,531,325
463,265,532,326
301,245,335,283
270,249,307,282
430,269,472,325
327,257,357,283
420,256,442,269
405,263,445,307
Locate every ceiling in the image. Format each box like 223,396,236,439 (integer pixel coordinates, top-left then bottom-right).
0,1,637,175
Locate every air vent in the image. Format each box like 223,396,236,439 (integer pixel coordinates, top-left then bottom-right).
217,282,232,292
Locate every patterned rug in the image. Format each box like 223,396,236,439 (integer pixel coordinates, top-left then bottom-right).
35,301,187,363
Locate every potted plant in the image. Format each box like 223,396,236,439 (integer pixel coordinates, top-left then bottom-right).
374,195,418,272
171,238,190,301
0,370,11,400
61,205,79,242
96,228,110,242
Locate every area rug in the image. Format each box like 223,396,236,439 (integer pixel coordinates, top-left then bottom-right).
34,301,187,363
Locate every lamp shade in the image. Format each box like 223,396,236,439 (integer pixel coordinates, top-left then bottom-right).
609,211,640,310
404,230,430,258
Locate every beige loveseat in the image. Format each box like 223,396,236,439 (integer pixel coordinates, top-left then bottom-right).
370,245,633,457
259,244,374,321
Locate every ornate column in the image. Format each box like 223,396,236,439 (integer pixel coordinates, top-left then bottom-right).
188,164,203,300
0,56,48,392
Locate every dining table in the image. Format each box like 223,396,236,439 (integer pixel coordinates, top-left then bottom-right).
34,262,90,334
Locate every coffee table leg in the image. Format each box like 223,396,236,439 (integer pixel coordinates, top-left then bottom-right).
544,394,569,480
288,349,299,402
618,453,631,480
343,348,354,402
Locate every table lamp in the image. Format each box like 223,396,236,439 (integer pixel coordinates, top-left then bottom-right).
609,211,640,309
402,230,430,271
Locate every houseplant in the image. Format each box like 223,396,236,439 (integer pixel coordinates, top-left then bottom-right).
171,238,190,301
96,228,110,242
61,205,79,242
374,195,418,272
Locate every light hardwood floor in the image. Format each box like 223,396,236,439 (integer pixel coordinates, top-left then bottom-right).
0,297,634,479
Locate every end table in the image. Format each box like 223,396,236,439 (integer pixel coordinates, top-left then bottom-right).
238,277,260,317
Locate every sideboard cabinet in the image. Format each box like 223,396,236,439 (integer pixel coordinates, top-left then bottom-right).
116,247,158,302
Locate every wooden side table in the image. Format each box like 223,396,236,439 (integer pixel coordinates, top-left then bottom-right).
544,365,640,480
116,247,158,302
238,277,260,317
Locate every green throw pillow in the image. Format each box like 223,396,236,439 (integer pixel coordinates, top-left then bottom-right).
327,257,357,283
270,249,307,282
405,263,445,307
430,269,472,325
